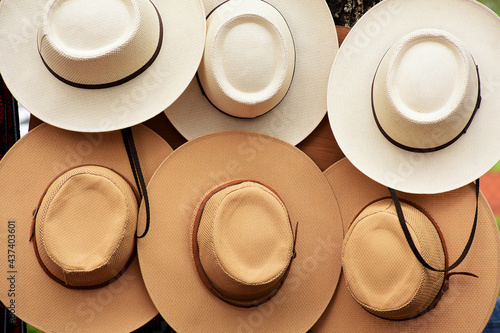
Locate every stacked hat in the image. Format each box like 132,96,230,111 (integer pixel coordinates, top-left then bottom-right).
318,0,500,331
0,0,205,331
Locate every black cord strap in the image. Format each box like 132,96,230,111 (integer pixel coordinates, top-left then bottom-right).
121,128,150,238
388,179,479,272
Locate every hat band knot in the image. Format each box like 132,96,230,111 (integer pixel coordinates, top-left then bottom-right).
406,271,478,321
395,199,479,320
37,0,163,90
345,196,479,320
386,189,480,319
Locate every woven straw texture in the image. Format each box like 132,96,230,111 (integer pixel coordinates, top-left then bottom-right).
0,124,172,333
0,0,206,132
342,199,445,320
196,181,294,303
35,166,137,287
313,158,500,332
137,131,343,332
328,0,500,193
166,0,338,145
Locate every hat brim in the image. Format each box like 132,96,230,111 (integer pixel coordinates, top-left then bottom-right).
165,0,338,145
0,124,173,332
137,131,343,332
328,0,500,193
0,0,205,132
313,158,500,332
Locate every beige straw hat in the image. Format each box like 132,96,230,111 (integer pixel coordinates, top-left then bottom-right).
165,0,338,145
0,0,205,132
313,158,500,332
137,131,344,332
0,124,173,332
328,0,500,193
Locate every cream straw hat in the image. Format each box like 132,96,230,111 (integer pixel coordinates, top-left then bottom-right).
165,0,338,145
328,0,500,193
0,0,205,132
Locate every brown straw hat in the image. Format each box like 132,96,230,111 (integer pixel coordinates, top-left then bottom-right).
0,124,173,332
313,158,500,332
0,0,205,132
137,131,344,332
165,0,338,145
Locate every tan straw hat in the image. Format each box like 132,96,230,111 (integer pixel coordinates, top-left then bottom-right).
137,131,344,332
0,124,173,332
165,0,338,145
313,158,500,332
328,0,500,193
0,0,205,132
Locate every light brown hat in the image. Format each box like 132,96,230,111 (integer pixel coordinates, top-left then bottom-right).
0,0,206,132
165,0,338,145
0,124,172,332
313,158,500,332
137,131,344,332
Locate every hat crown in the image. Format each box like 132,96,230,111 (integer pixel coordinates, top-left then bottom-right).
198,0,295,118
35,165,138,287
342,199,445,320
372,29,479,150
38,0,161,86
195,181,294,305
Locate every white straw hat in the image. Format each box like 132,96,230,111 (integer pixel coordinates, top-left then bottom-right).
165,0,338,145
328,0,500,193
0,0,206,132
